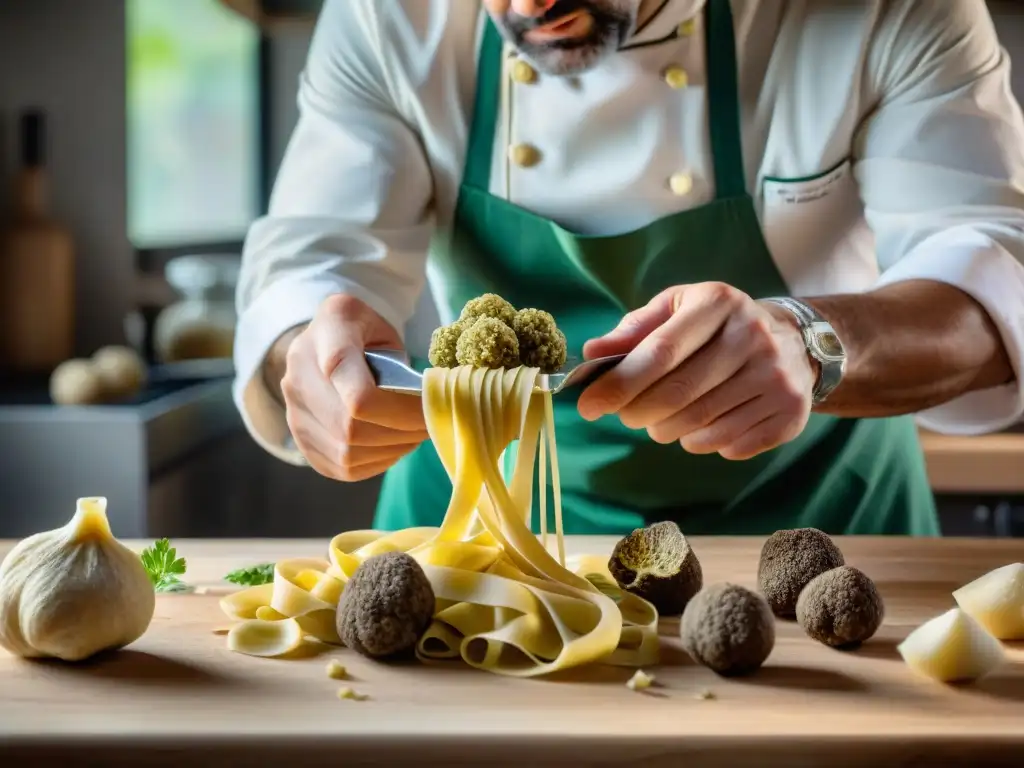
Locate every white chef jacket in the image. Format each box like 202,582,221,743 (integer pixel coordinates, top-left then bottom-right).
235,0,1024,466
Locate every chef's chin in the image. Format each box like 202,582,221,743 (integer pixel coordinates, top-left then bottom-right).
496,2,634,76
515,27,624,76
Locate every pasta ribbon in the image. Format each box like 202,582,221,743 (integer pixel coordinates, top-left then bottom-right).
222,366,659,676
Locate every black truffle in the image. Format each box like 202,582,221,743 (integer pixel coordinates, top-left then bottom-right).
796,565,884,649
335,552,436,659
608,521,702,616
680,583,775,677
757,528,845,618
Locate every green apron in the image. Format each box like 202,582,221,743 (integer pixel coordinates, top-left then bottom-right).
373,0,939,537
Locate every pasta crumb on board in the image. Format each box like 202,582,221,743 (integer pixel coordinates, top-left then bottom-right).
625,669,655,691
337,687,369,701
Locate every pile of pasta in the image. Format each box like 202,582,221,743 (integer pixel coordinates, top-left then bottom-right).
221,365,659,677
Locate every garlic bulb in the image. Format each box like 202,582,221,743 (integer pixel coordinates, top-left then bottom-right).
0,497,156,662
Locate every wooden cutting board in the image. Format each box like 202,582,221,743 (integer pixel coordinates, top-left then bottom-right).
1,536,1023,768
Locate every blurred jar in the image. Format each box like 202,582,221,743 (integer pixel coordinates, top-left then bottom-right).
153,255,239,363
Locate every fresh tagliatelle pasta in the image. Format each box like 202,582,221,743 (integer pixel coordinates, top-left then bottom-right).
221,365,659,677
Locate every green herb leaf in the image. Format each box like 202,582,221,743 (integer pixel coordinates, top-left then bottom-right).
224,563,275,586
155,575,193,593
141,538,189,593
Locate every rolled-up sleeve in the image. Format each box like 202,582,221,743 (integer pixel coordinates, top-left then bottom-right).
856,0,1024,435
233,0,434,462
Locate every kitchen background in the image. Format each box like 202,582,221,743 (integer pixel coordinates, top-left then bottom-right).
0,0,1021,540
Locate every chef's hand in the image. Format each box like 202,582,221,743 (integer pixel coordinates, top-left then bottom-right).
577,283,816,460
278,294,428,481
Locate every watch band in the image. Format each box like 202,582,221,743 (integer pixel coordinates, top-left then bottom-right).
759,296,847,405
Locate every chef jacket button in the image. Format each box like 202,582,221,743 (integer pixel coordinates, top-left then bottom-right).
669,172,693,196
511,60,538,84
509,143,541,168
509,58,540,83
663,65,689,89
678,18,697,37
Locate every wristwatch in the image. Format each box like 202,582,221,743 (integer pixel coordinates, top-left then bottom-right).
759,296,847,405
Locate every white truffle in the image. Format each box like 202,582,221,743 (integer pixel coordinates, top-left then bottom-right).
91,345,147,400
49,359,104,405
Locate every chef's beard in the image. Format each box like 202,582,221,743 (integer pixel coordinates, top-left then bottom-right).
493,0,636,76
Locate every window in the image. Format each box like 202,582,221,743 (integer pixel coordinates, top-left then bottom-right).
126,0,263,250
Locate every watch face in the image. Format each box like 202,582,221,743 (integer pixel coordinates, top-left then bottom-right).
815,329,845,358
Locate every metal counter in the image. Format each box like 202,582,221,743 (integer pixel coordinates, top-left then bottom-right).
0,379,240,538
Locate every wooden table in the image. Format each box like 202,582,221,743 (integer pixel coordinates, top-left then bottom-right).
2,537,1023,767
919,429,1024,494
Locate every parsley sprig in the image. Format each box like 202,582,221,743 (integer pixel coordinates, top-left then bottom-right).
224,563,276,586
140,538,190,593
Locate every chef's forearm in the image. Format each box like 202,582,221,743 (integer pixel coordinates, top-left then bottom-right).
803,279,1015,418
262,324,308,407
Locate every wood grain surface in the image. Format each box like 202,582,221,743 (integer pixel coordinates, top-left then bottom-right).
1,536,1023,768
918,429,1024,493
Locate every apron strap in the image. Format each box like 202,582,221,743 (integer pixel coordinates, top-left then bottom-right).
465,1,748,199
464,17,504,191
705,0,747,199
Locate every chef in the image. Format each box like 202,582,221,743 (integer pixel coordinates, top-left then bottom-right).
234,0,1024,537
